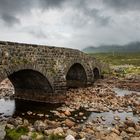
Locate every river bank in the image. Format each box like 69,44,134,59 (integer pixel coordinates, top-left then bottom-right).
0,77,140,140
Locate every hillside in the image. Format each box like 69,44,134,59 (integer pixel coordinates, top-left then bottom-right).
82,42,140,53
90,52,140,66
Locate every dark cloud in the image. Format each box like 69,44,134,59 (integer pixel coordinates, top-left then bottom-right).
0,0,138,27
0,0,140,48
64,1,111,27
1,14,20,26
0,0,33,26
0,0,33,14
83,8,110,26
0,0,66,26
0,0,65,14
104,0,140,11
39,0,66,9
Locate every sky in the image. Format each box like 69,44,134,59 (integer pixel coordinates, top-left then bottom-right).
0,0,140,49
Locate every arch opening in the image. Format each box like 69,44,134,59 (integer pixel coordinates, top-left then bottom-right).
8,69,53,101
93,67,100,80
66,63,87,88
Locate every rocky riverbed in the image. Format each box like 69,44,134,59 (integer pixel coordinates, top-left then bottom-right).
0,77,140,140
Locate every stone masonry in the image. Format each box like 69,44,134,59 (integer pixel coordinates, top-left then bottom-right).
0,41,103,102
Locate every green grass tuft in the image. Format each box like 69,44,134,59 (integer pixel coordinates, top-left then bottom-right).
48,133,65,140
6,126,29,140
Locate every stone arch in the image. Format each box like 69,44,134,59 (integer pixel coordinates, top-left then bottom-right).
93,67,100,80
66,63,87,88
0,64,53,83
0,64,54,101
8,69,53,93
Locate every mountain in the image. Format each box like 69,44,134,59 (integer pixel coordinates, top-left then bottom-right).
82,42,140,53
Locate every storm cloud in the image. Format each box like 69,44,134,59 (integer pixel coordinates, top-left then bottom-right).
104,0,140,12
1,13,20,26
0,0,140,49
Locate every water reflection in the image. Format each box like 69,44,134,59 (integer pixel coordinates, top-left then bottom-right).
114,87,140,96
88,110,139,126
14,99,62,113
0,98,15,118
0,98,62,121
0,87,140,124
13,99,63,122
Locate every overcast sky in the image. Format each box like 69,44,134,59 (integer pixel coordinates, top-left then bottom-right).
0,0,140,49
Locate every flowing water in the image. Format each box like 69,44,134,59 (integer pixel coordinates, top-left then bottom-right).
87,110,139,126
0,88,140,125
113,87,140,96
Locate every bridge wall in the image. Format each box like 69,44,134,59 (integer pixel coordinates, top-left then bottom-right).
0,41,102,102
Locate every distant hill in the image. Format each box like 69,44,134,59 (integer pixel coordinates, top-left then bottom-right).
82,42,140,53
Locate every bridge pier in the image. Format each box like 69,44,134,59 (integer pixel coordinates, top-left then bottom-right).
14,89,66,103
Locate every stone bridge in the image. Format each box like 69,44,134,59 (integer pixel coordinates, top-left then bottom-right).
0,41,103,102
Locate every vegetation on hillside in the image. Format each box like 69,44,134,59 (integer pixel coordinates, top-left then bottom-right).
90,52,140,66
89,52,140,76
82,41,140,53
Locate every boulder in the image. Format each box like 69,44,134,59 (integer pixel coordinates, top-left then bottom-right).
36,134,44,140
104,132,122,140
131,137,140,140
66,129,77,137
0,125,6,140
65,119,75,128
64,110,71,116
34,120,46,131
20,135,31,140
53,127,64,135
44,127,64,135
23,119,29,127
126,127,136,133
65,134,75,140
111,128,120,135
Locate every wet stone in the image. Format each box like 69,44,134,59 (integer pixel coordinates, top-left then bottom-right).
0,78,140,139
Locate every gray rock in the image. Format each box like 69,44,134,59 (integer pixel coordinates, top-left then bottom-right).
14,117,23,126
23,119,29,127
34,120,46,131
126,127,136,133
6,123,15,129
131,137,140,140
65,134,75,140
85,134,96,140
20,135,31,140
0,122,6,140
66,129,77,137
0,126,6,140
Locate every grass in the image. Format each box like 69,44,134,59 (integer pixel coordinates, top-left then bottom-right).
6,126,29,140
89,52,140,76
6,126,65,140
48,134,65,140
89,52,140,66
